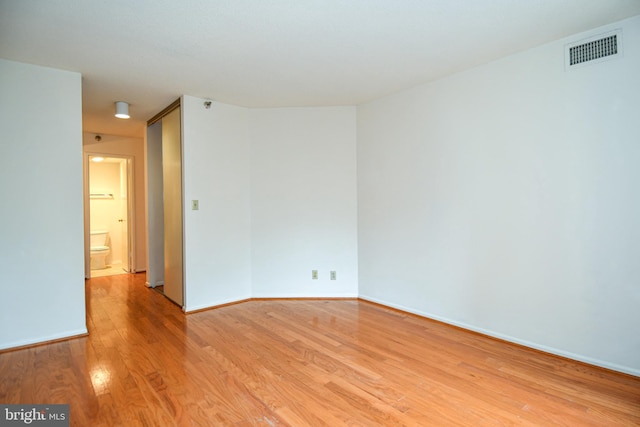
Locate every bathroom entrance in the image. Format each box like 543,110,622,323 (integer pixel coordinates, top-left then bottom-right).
86,155,134,278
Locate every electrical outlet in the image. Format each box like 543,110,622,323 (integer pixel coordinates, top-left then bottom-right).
312,270,318,280
330,271,337,280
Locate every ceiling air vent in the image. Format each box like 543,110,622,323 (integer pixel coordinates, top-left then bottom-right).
565,29,622,70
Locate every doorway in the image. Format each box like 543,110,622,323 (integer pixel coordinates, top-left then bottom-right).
86,154,134,278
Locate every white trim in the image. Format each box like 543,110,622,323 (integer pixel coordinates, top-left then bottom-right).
145,280,164,288
358,294,640,378
184,296,251,313
0,328,88,351
250,292,359,299
183,293,359,313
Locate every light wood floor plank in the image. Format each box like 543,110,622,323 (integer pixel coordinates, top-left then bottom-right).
1,273,639,426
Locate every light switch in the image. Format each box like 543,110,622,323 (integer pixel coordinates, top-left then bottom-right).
192,200,199,210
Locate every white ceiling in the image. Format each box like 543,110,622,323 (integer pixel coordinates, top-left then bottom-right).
2,1,639,137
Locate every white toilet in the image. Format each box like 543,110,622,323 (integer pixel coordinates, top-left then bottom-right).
90,230,111,270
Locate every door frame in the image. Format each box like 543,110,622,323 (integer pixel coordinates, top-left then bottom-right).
84,153,136,278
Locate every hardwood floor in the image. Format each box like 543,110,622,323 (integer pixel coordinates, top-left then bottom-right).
1,274,638,426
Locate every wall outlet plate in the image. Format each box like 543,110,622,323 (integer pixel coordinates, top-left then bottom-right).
312,270,318,280
330,271,337,280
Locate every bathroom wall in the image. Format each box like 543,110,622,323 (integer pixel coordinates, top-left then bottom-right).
88,161,124,266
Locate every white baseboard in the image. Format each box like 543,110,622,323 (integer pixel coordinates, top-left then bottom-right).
358,294,640,378
184,295,252,313
0,328,88,351
145,280,164,288
250,292,359,299
183,292,358,313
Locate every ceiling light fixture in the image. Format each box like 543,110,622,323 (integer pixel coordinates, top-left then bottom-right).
91,156,104,162
115,101,130,119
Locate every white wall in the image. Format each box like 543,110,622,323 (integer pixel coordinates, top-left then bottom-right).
0,59,86,349
357,16,640,375
250,107,358,297
182,96,252,311
84,133,147,272
179,102,358,308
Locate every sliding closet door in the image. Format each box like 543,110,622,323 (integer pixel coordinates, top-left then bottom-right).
161,106,184,306
146,121,164,288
